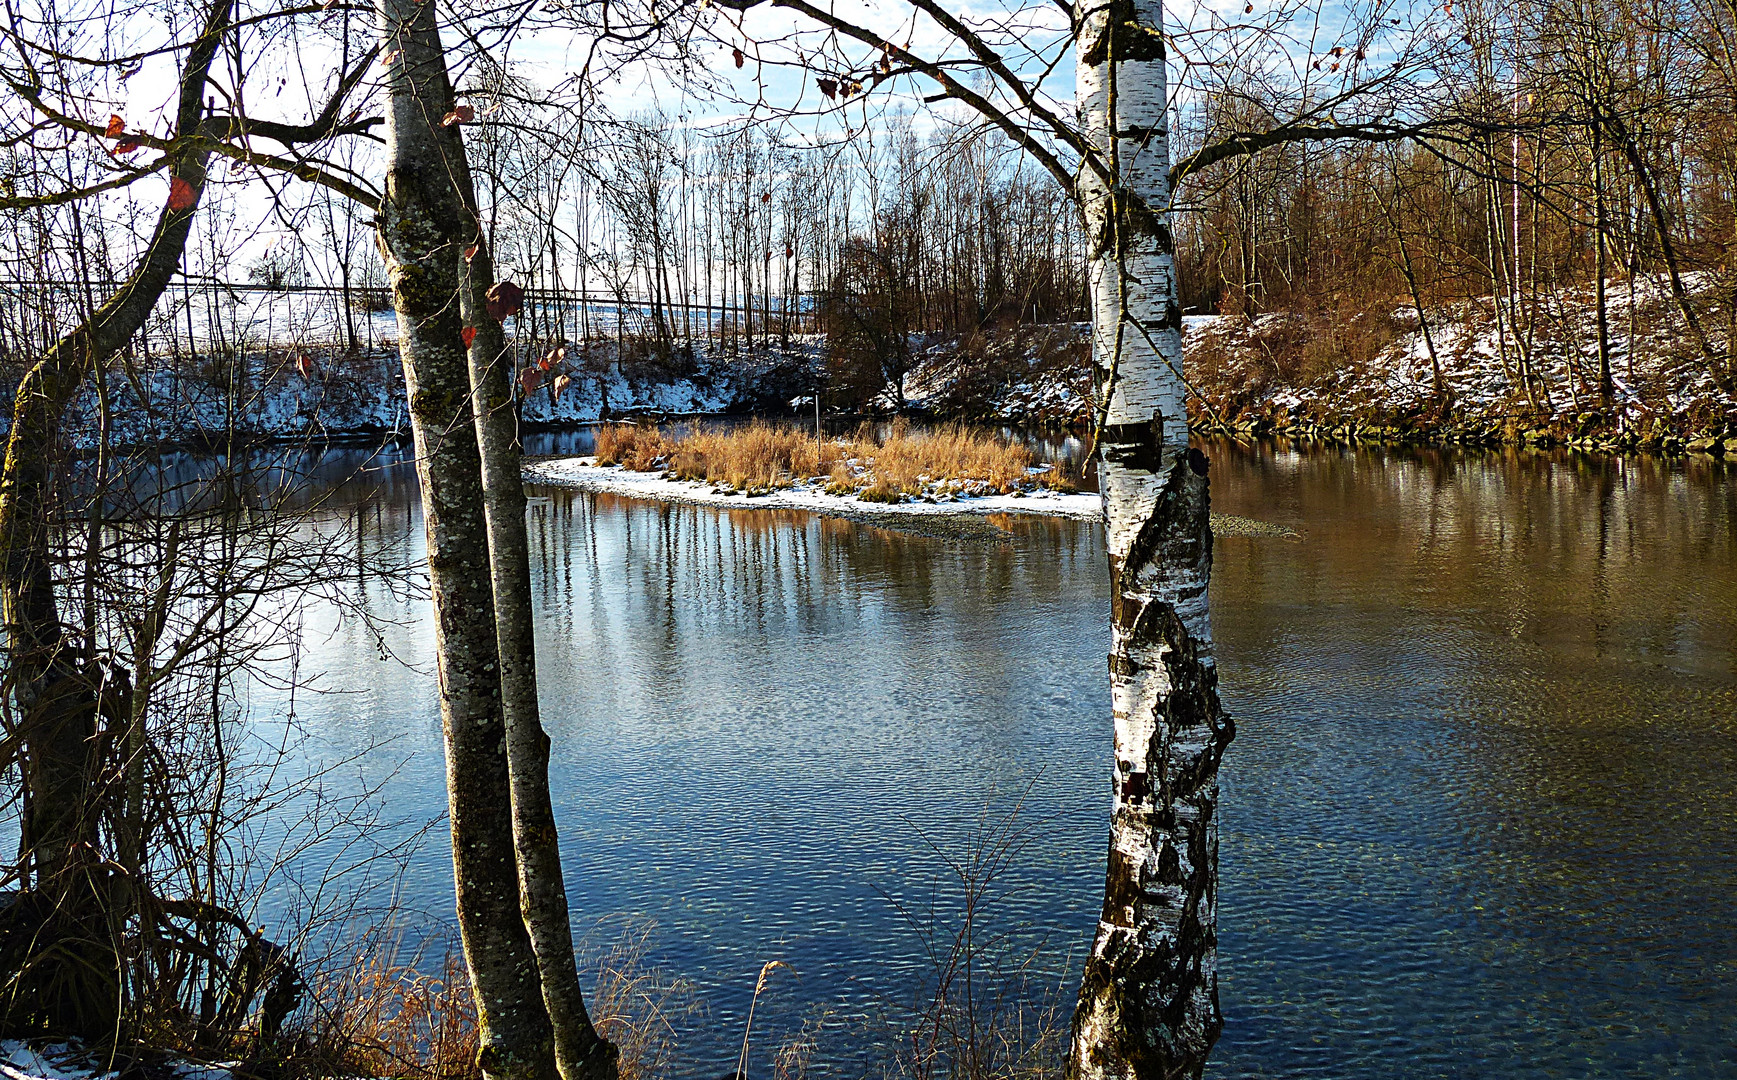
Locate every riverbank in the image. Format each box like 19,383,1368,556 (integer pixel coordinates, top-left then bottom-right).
16,279,1732,457
902,287,1737,455
1180,277,1737,455
0,338,821,451
525,453,1301,541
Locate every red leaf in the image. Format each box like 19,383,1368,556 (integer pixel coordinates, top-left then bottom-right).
296,353,316,378
733,48,745,68
485,280,523,322
112,139,140,155
760,192,771,204
785,245,793,258
442,104,475,127
817,78,836,99
538,354,553,371
461,326,478,348
463,244,479,262
520,366,542,394
381,49,401,68
168,176,196,210
105,114,125,138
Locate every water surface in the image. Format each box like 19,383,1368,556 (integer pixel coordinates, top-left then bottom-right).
265,437,1737,1078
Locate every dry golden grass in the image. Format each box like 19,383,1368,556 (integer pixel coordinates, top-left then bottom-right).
584,923,701,1080
845,419,1036,499
291,929,697,1080
301,951,481,1080
667,422,845,491
593,422,676,471
592,419,1066,500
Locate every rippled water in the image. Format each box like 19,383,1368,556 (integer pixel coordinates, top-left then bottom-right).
257,436,1736,1078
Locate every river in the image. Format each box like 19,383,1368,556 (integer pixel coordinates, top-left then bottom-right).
243,434,1736,1079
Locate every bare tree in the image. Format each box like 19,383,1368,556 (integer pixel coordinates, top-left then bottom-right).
372,0,564,1075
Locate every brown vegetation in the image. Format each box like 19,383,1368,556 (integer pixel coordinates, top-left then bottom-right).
287,928,694,1080
593,420,1070,500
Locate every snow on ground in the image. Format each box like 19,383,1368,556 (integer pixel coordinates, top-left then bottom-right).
1188,274,1737,437
0,1043,107,1080
0,1042,236,1080
17,277,1722,450
902,323,1092,425
525,458,1103,519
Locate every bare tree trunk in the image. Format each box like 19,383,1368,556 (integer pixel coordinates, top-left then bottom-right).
1609,116,1730,392
457,188,621,1080
1592,120,1614,408
0,0,230,894
0,0,230,1038
373,1,557,1076
1070,2,1235,1078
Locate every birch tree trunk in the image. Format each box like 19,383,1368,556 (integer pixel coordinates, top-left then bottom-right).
1070,2,1235,1077
374,1,557,1076
459,219,620,1080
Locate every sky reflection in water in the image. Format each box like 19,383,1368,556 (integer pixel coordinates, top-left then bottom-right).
266,436,1737,1079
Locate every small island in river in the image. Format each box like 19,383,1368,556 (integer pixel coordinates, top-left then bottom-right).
524,421,1299,539
525,421,1103,522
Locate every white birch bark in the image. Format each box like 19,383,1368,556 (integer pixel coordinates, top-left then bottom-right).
1070,2,1235,1077
374,0,557,1075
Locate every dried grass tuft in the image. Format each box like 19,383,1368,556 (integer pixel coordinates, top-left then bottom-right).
297,951,481,1080
581,921,702,1080
665,422,844,492
599,420,1062,501
279,925,697,1080
593,423,676,471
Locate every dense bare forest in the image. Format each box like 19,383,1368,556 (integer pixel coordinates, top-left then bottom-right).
3,0,1734,447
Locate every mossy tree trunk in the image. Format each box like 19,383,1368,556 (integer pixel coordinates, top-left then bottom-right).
373,1,558,1076
458,208,620,1080
1069,2,1235,1077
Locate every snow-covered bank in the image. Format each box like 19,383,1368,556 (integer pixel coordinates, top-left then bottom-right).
16,281,1731,454
525,457,1103,519
899,286,1736,453
1185,277,1736,452
3,338,821,450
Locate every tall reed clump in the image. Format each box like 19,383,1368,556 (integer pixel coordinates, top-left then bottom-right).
295,952,482,1080
593,419,1071,501
593,422,676,470
583,923,702,1080
840,419,1038,503
666,422,844,492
